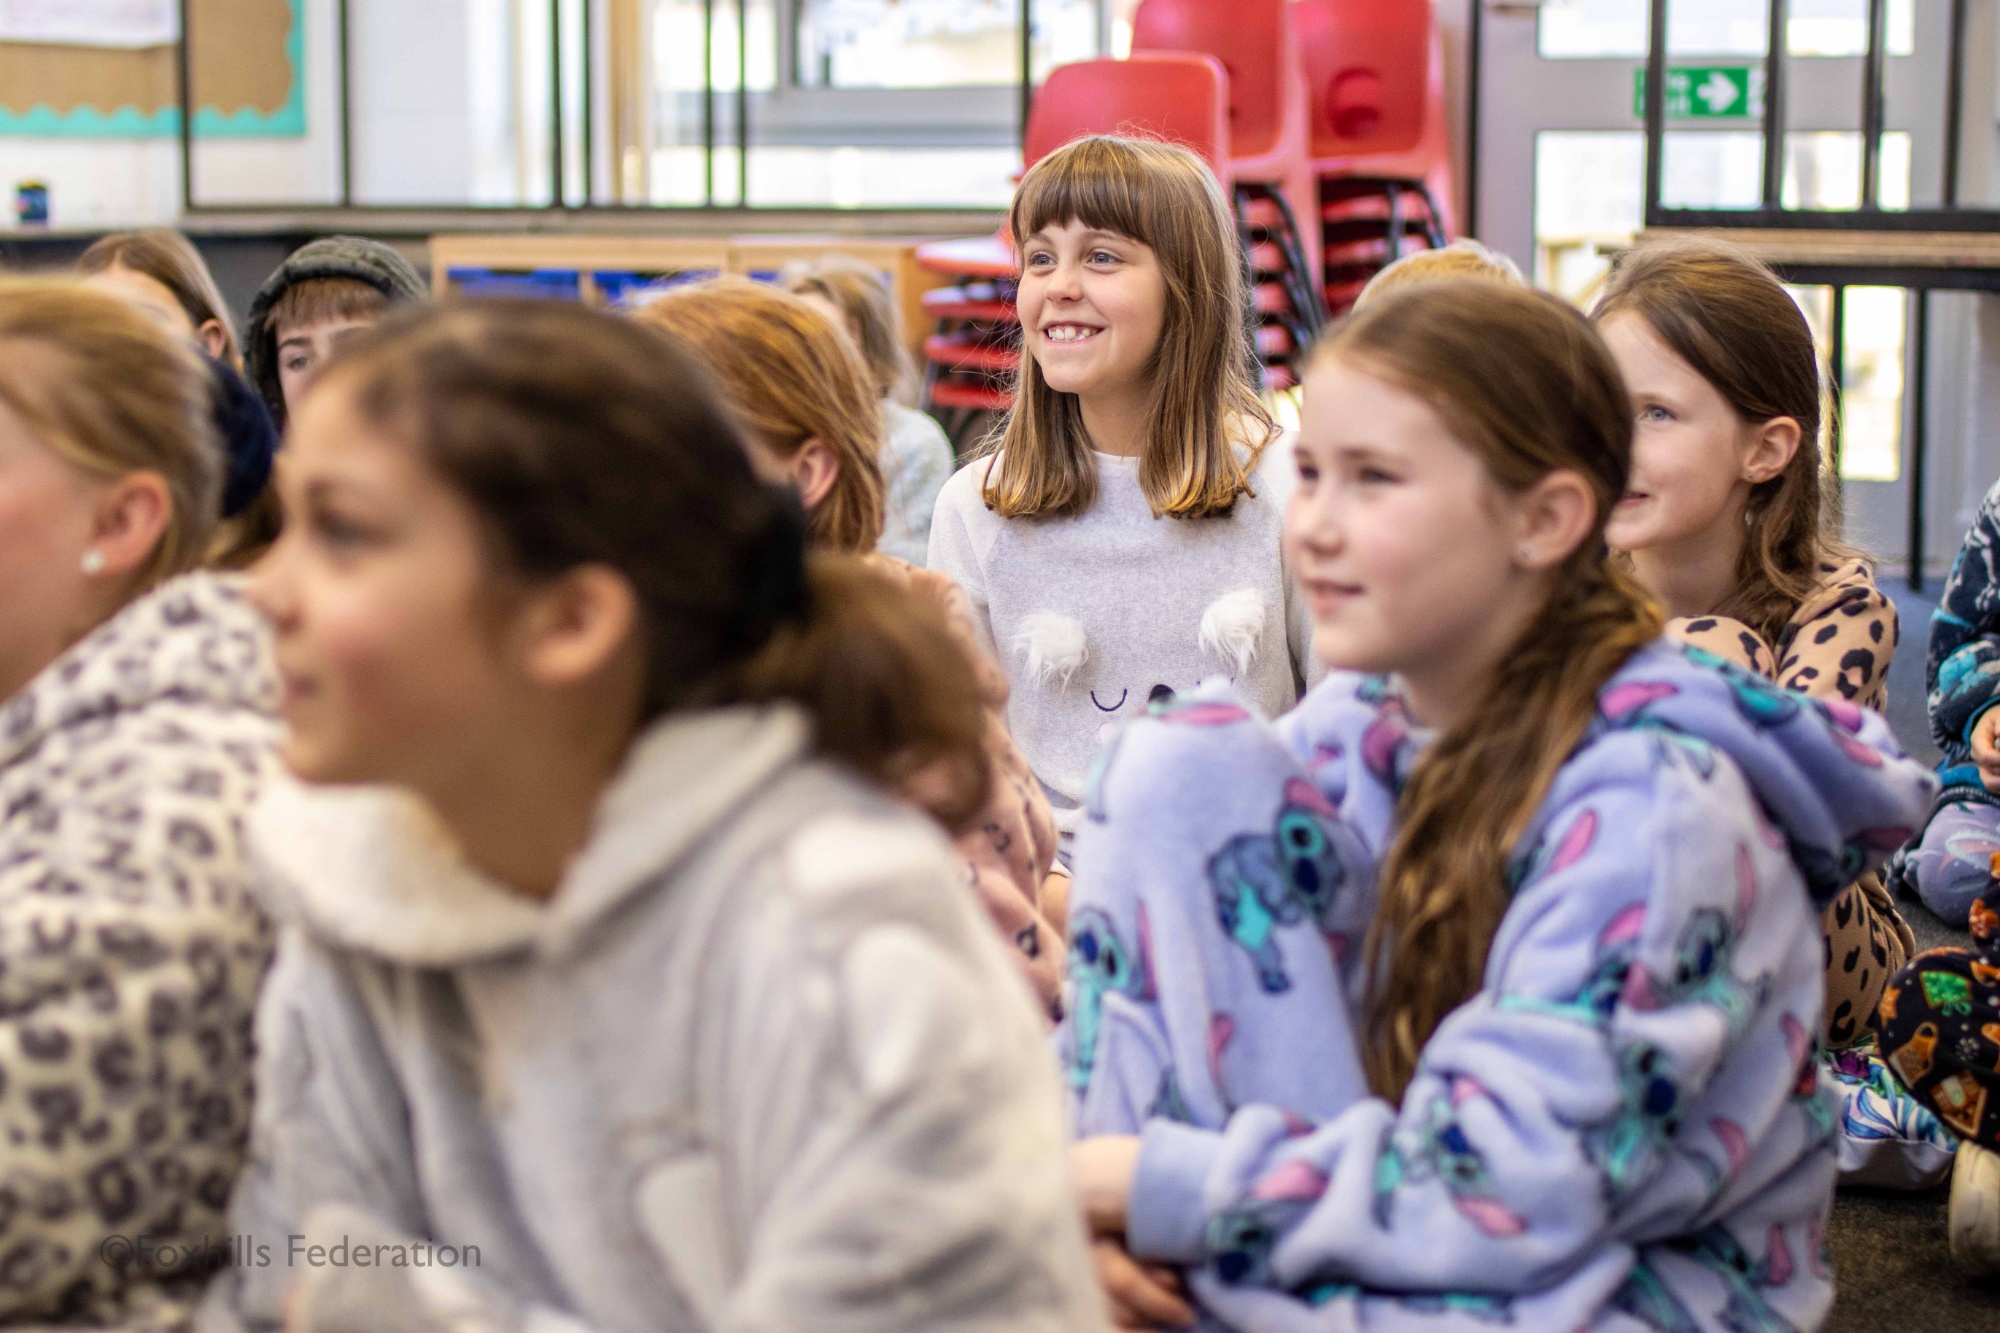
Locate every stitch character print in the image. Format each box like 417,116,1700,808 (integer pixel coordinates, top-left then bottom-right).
1063,905,1152,1089
1208,778,1362,992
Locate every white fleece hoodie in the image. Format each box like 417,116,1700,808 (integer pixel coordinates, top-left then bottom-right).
199,705,1105,1333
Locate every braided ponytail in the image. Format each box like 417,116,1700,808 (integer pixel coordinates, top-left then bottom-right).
1319,284,1664,1101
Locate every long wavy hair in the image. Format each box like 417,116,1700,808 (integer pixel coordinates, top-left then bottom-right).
1594,238,1860,645
1323,283,1665,1101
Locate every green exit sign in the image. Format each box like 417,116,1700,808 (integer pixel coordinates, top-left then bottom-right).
1634,65,1760,119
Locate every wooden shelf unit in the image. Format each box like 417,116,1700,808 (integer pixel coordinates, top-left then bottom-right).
429,233,960,367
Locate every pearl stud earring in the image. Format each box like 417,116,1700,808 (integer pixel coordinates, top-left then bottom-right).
80,549,105,575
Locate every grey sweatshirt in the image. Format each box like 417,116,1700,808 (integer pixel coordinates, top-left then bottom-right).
928,443,1316,836
199,705,1105,1333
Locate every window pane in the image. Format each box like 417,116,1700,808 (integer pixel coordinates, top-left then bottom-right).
743,146,1015,206
1789,0,1915,57
649,0,715,205
794,0,1098,89
1541,0,1765,59
1539,0,1913,60
343,0,556,206
1535,131,1643,300
1840,287,1906,482
1785,284,1838,458
1782,130,1912,210
1532,129,1914,300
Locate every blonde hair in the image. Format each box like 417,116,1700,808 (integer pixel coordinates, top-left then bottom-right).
636,277,886,554
0,281,222,588
1593,238,1855,646
1321,283,1662,1101
781,256,910,400
76,229,241,367
984,135,1275,520
1356,239,1525,309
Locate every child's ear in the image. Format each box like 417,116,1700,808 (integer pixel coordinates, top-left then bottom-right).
196,319,230,361
518,564,639,689
791,439,841,512
87,470,173,582
1511,469,1597,573
1743,416,1803,486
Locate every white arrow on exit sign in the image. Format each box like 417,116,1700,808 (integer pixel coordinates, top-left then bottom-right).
1696,70,1741,115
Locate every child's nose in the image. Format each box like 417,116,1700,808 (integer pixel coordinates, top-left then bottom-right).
1046,259,1085,299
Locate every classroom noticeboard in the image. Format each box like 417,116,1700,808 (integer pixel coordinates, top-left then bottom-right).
0,0,303,137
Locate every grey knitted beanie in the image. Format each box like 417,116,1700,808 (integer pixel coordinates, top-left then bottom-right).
243,235,429,425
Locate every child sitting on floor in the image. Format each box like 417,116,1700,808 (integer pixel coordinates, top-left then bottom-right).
1059,280,1935,1331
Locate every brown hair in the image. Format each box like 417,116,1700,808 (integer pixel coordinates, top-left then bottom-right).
984,135,1274,520
636,277,886,554
0,281,222,589
1319,282,1664,1101
1593,238,1852,645
1356,239,1525,309
325,300,988,826
781,255,910,400
268,276,390,338
76,229,241,367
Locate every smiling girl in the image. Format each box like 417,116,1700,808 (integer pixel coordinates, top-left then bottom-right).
1057,281,1935,1330
928,136,1314,853
1592,243,1952,1188
206,300,1103,1333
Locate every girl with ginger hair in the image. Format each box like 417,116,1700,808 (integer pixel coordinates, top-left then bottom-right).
639,278,1070,1012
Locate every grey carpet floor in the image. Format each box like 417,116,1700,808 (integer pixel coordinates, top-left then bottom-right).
1825,581,2000,1325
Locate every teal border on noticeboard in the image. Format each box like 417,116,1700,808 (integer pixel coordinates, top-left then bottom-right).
0,0,305,138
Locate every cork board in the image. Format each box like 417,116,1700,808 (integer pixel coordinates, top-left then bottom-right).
0,0,302,136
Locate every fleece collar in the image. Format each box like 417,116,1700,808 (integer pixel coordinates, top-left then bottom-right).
251,705,810,966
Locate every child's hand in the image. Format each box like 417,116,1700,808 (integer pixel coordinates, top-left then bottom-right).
1041,865,1071,934
1092,1238,1195,1331
1974,710,2000,792
1071,1135,1141,1233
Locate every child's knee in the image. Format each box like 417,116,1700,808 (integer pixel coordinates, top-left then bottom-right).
1907,803,2000,926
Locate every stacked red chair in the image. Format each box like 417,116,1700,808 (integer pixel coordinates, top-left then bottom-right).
1130,0,1323,390
916,54,1233,449
1295,0,1458,316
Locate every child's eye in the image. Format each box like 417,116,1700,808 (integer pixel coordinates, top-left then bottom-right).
1295,460,1320,484
309,509,375,550
1024,249,1055,269
1087,249,1121,265
1640,404,1675,424
1358,466,1399,485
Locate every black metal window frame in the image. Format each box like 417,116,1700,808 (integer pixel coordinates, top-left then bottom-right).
1642,0,1981,233
1640,0,1987,590
176,0,1039,214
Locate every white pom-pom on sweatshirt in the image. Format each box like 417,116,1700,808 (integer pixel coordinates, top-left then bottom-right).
928,445,1319,838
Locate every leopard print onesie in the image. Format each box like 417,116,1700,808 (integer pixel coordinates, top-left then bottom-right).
1673,555,1911,1047
0,574,279,1329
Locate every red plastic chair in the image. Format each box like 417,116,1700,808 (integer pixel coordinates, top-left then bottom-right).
916,55,1234,444
1024,53,1231,174
917,54,1232,283
1294,0,1457,313
1130,0,1320,286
